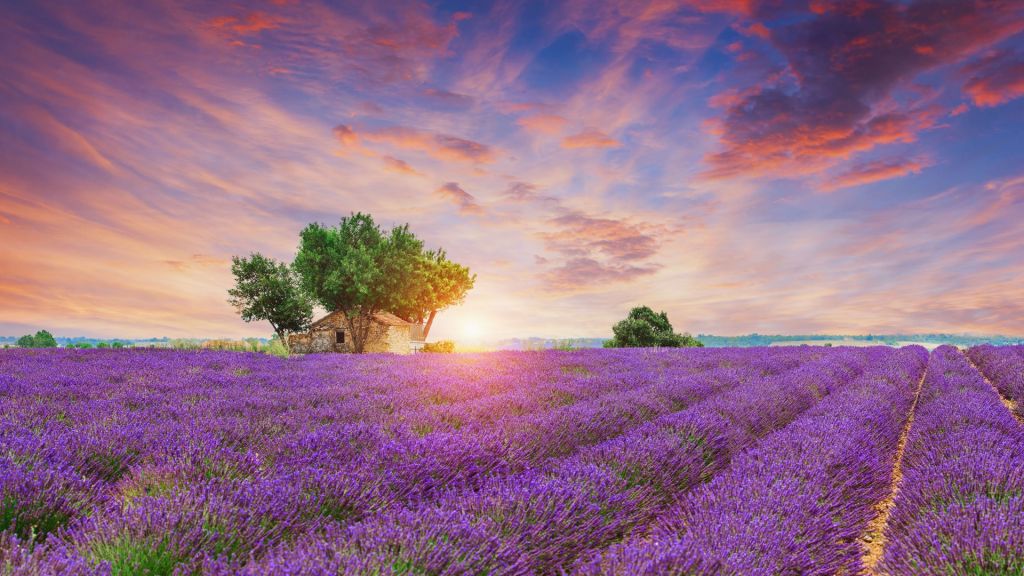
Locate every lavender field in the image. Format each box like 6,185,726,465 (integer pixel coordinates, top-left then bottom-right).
1,345,1022,575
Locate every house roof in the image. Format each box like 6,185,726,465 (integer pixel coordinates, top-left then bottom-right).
310,311,412,329
373,312,413,327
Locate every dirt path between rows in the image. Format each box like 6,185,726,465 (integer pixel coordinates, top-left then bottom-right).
858,367,927,575
964,352,1024,426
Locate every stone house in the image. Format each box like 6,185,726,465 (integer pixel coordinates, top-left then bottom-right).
288,311,424,354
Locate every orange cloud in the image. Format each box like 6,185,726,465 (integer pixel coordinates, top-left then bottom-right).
962,51,1024,107
332,124,359,146
821,158,930,192
208,12,281,35
561,129,620,149
335,124,495,164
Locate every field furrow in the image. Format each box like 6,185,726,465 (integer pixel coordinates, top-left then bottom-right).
876,346,1024,575
858,364,925,575
966,344,1024,422
575,346,926,575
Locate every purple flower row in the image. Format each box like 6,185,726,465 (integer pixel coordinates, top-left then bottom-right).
577,345,927,575
878,345,1024,575
966,343,1024,420
225,348,874,574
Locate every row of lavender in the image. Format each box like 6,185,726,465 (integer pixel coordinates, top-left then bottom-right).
229,346,872,574
1,347,827,574
578,345,928,575
967,344,1024,420
878,345,1024,575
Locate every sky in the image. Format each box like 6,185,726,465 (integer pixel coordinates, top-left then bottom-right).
1,0,1023,341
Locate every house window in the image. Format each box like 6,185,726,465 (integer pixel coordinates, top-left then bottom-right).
336,329,345,344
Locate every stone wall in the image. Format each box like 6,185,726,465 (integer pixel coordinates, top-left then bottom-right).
288,312,412,354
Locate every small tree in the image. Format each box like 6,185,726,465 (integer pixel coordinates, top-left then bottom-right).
294,213,426,353
391,249,475,340
604,306,703,348
228,253,313,353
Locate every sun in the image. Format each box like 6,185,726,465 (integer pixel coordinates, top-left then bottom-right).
460,319,485,342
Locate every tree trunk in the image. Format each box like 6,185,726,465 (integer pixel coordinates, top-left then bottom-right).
423,309,438,340
345,312,373,353
278,330,290,353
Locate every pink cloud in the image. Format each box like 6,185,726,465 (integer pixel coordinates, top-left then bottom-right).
561,129,620,149
517,114,568,135
382,156,421,176
435,182,484,215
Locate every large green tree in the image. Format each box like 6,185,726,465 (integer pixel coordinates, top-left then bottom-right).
293,213,427,353
391,248,475,340
228,253,313,352
604,306,703,348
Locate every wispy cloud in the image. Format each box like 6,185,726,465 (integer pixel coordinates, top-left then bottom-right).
435,182,484,215
0,0,1022,339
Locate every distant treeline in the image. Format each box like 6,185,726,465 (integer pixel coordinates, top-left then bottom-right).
696,333,1024,347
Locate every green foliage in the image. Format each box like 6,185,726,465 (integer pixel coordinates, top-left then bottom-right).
294,212,466,353
421,340,456,353
228,253,313,352
97,342,111,349
603,306,703,348
264,335,289,358
34,330,57,348
111,341,125,349
390,249,475,339
76,343,94,349
16,330,58,348
88,535,184,576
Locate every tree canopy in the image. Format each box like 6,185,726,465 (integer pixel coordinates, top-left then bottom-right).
16,330,58,348
604,306,703,348
292,212,474,353
228,253,313,352
228,213,474,354
391,248,475,339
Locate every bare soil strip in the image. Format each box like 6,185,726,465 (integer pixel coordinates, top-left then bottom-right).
964,353,1024,426
859,368,927,575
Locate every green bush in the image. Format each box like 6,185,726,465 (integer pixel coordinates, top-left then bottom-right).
16,330,58,348
604,306,703,348
422,340,456,353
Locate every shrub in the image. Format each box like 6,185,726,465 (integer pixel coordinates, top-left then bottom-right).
604,307,703,348
422,340,456,353
16,330,58,348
